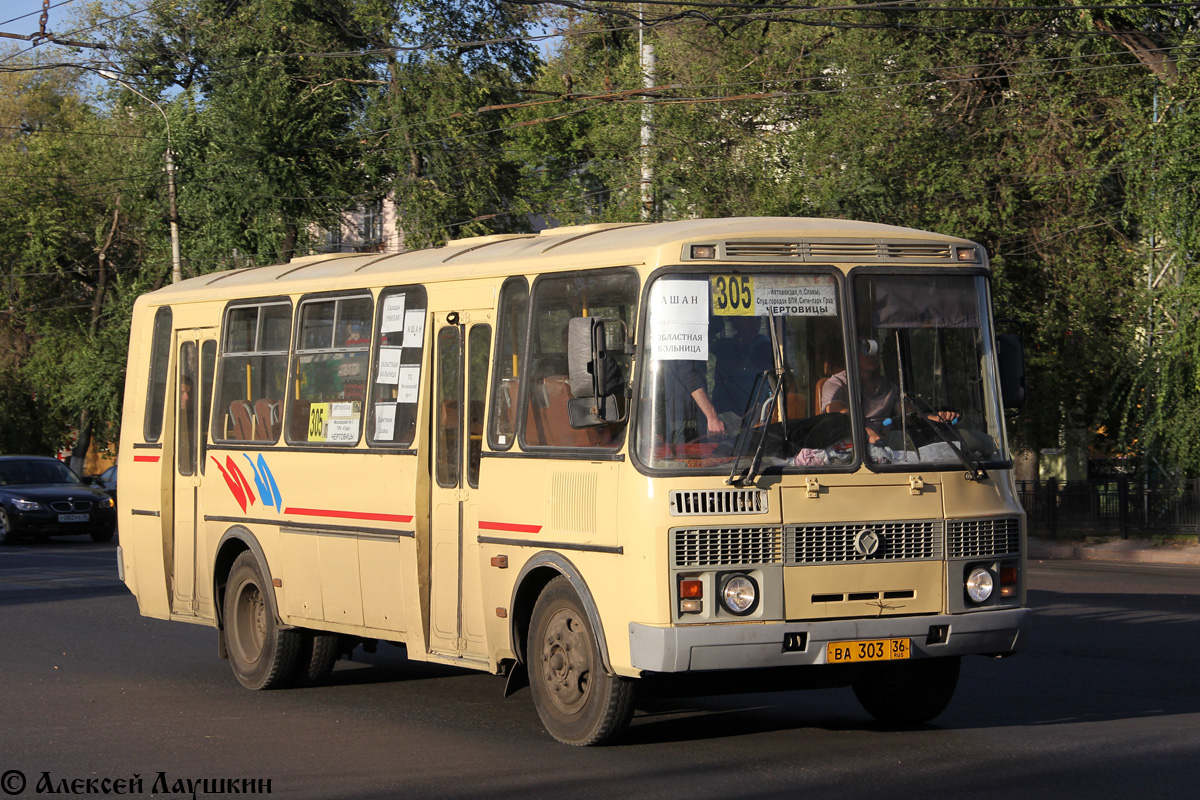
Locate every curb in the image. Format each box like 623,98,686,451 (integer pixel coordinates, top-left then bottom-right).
1028,541,1200,566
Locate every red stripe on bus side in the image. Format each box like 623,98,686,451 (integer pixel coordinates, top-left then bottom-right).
282,507,414,524
479,520,543,534
133,455,160,462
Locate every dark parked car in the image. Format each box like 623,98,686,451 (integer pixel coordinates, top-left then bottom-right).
90,464,117,506
0,456,116,545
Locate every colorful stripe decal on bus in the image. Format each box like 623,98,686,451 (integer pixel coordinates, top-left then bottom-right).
211,455,256,514
479,520,543,534
282,507,414,524
133,455,161,462
243,453,282,513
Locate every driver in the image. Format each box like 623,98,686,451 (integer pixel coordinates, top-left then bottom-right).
821,338,957,443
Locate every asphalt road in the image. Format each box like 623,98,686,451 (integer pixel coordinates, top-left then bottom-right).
1,541,1197,799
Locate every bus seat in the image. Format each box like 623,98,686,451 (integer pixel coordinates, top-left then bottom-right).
229,400,254,440
539,376,607,447
254,399,280,441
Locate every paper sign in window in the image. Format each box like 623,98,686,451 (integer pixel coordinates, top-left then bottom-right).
397,366,420,404
403,310,425,348
381,295,407,333
374,403,397,440
649,280,709,361
376,347,402,384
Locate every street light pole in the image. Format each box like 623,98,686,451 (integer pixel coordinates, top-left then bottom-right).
99,70,182,283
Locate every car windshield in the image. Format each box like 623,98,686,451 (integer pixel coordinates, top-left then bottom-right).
633,270,1009,473
0,459,82,486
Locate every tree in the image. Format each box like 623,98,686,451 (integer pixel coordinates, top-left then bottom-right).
0,53,160,468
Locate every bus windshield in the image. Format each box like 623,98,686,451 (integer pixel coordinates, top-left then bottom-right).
634,270,1008,472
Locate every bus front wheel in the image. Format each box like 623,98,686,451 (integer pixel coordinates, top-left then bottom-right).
852,655,960,725
224,551,300,690
528,577,635,745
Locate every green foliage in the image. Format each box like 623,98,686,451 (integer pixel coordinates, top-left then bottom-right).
361,1,541,247
0,56,161,457
6,0,1200,477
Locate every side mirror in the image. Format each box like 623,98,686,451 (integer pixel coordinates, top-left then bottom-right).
566,317,627,427
996,333,1026,410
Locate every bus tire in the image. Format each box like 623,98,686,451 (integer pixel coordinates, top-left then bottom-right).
528,576,634,746
90,526,115,543
852,655,960,725
224,551,300,690
296,632,341,686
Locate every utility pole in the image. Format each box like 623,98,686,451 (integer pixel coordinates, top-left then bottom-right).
639,6,655,221
99,70,183,283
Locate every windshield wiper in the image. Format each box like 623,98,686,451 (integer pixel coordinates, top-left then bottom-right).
727,311,789,487
726,371,780,486
900,394,987,481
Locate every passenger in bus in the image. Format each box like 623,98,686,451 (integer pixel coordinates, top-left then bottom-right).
661,359,724,442
178,375,195,465
711,315,773,418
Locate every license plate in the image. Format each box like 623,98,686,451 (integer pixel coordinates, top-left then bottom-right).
827,638,910,664
58,513,89,523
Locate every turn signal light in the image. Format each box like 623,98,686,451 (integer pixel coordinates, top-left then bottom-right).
680,579,704,614
1000,565,1018,598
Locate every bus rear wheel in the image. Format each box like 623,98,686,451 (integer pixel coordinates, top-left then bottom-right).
528,577,635,746
224,551,300,690
852,655,960,725
296,632,341,686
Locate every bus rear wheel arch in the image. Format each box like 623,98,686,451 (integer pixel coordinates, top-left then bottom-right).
528,576,635,745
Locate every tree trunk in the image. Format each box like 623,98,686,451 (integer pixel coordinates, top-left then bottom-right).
70,409,92,477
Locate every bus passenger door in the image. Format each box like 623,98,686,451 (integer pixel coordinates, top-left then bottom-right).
428,311,491,659
171,330,216,618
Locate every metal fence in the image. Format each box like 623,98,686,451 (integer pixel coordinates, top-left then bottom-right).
1016,478,1200,540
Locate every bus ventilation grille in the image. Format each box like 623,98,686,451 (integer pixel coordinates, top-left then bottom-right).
672,526,783,567
669,488,768,516
947,517,1021,558
785,520,943,565
716,240,957,262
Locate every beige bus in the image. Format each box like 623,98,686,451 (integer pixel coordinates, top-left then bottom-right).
117,217,1030,745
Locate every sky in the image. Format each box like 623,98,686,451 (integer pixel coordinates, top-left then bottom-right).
0,0,88,43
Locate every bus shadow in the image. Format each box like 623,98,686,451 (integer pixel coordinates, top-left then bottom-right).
622,586,1200,743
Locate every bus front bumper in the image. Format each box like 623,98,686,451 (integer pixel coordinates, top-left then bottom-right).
628,608,1031,673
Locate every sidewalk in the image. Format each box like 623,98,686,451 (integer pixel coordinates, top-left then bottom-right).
1028,535,1200,566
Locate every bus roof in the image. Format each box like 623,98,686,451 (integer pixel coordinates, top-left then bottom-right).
139,217,979,306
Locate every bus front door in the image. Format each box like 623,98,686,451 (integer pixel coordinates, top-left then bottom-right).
170,331,216,619
428,311,492,659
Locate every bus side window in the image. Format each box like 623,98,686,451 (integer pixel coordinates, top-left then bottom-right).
368,286,427,448
467,325,491,488
212,301,291,444
488,277,528,451
522,269,637,449
287,295,372,446
143,306,173,442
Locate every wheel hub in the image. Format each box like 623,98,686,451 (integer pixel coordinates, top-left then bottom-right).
540,609,592,714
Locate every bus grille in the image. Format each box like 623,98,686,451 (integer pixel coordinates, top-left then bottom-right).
669,488,768,516
785,520,943,564
672,526,783,567
947,516,1021,558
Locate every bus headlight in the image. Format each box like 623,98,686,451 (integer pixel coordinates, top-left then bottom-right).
720,573,759,616
965,566,994,604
